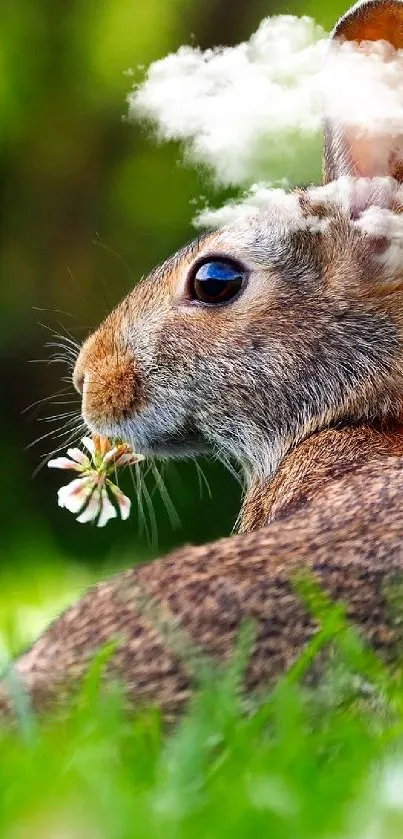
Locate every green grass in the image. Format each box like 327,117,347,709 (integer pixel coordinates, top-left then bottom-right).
2,584,403,838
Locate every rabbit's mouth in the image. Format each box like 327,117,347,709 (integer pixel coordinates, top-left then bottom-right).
75,349,210,459
124,423,210,460
81,407,210,460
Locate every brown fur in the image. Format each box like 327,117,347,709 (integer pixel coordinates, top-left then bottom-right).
239,422,403,530
333,0,403,49
74,312,147,425
5,1,403,721
2,433,403,721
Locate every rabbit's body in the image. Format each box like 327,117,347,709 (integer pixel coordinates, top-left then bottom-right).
5,0,403,719
3,423,403,720
239,421,403,530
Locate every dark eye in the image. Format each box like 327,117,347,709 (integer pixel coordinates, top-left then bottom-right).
189,259,245,305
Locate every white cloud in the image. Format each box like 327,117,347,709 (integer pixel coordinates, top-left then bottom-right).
194,182,289,227
128,12,403,228
129,15,326,188
324,38,403,139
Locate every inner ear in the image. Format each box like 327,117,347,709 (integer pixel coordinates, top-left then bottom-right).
333,0,403,48
323,0,403,184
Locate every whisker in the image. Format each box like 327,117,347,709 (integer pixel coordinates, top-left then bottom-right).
22,386,72,415
38,321,81,348
54,320,83,346
43,350,78,365
33,422,86,476
193,459,212,500
44,335,80,349
25,315,85,478
135,464,150,543
40,410,79,423
45,399,80,407
45,358,76,370
92,234,134,288
28,358,74,366
32,306,81,322
44,342,79,359
151,461,181,530
124,462,151,544
215,449,244,487
27,416,83,450
136,461,159,549
44,349,78,364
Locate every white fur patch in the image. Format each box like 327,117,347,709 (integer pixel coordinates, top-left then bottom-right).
196,178,403,250
195,183,331,234
354,205,403,273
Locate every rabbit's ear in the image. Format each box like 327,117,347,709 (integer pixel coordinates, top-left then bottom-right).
323,0,403,184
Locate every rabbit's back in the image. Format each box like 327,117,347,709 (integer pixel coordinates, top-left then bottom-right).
4,446,403,720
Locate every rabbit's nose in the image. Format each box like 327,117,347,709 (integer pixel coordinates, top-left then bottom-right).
73,333,98,396
73,331,99,396
72,323,145,431
74,370,85,395
73,349,88,395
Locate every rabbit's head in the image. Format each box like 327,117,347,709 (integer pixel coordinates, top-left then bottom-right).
74,0,403,480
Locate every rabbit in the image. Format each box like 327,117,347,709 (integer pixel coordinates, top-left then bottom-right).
4,0,403,720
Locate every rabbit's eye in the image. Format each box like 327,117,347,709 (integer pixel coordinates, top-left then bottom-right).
190,259,245,305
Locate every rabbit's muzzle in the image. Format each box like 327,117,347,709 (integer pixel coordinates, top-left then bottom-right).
73,325,145,434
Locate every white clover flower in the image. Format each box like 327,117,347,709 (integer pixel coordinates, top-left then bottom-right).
48,435,144,527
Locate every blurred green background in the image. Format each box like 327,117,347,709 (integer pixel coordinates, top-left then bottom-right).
0,0,346,651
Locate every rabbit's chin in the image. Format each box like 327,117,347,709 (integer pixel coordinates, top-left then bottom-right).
141,437,210,460
82,415,210,460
